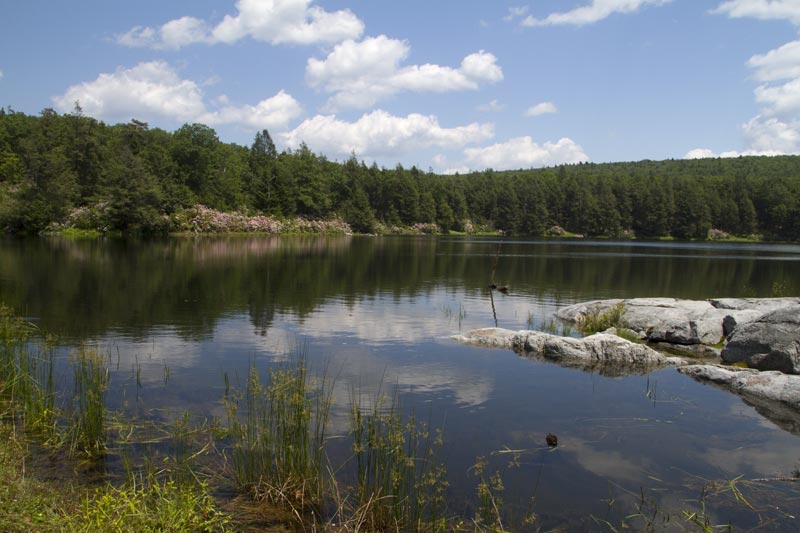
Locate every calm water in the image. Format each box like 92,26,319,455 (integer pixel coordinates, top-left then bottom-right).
1,235,799,530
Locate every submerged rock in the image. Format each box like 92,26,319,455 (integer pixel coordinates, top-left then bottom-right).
721,305,800,374
452,328,685,376
678,364,800,434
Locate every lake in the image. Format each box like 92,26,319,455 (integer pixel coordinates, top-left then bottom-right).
1,235,799,530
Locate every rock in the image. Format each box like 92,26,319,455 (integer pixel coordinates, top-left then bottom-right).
452,328,685,376
678,364,800,434
721,305,800,374
709,297,800,313
451,327,518,349
557,297,799,348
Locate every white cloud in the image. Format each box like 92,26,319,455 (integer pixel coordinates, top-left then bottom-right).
477,99,505,112
52,61,302,131
684,148,719,159
521,0,671,27
683,147,779,159
282,109,494,158
525,101,558,117
0,69,4,81
200,90,303,130
442,166,472,175
117,0,364,49
306,35,503,111
504,6,530,22
464,136,589,170
748,40,800,81
754,76,800,116
742,114,800,152
698,5,800,157
712,0,800,25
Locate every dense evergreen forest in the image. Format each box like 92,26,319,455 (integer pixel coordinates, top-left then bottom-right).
2,107,800,240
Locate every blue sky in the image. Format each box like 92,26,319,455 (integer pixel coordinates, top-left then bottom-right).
2,0,800,172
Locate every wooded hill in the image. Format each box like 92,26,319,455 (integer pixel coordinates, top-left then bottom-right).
2,107,799,240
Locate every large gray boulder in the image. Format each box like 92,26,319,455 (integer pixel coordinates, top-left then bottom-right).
557,297,798,348
721,305,800,374
452,328,685,376
678,364,800,434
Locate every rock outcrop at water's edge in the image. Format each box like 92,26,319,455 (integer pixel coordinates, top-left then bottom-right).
721,305,800,374
678,365,800,434
556,297,800,352
452,328,686,376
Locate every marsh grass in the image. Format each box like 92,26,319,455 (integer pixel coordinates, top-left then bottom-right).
225,354,332,511
0,305,57,439
347,391,447,532
577,303,626,335
71,346,110,457
70,474,229,533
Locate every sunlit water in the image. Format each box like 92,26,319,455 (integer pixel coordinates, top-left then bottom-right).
1,235,799,530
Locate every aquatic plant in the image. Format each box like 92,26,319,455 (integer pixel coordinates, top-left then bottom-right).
347,392,447,531
70,475,229,533
577,303,626,335
225,355,332,509
71,346,109,457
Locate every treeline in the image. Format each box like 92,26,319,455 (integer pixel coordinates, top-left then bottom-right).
2,106,800,240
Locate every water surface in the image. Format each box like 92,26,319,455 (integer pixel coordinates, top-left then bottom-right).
1,236,799,530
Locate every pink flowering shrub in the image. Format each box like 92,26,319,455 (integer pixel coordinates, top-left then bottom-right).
170,205,352,235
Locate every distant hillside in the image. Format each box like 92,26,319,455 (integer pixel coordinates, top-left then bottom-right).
1,107,799,240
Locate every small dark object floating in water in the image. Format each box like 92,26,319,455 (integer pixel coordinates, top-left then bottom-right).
546,433,558,447
488,284,509,293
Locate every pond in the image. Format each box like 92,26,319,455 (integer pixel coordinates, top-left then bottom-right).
1,235,799,530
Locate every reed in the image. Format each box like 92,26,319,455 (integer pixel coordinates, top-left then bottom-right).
0,305,56,438
348,391,447,532
71,346,109,457
226,354,332,509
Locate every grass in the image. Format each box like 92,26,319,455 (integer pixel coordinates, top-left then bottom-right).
347,391,447,532
2,301,798,532
70,475,229,533
577,303,626,335
225,355,332,511
71,346,109,457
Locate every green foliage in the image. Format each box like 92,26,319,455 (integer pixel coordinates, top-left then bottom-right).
71,347,109,457
2,108,800,240
349,392,447,531
225,355,331,507
577,303,626,335
70,477,229,533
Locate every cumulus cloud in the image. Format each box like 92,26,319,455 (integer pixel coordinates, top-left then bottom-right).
697,2,800,157
477,99,505,112
52,61,302,130
464,136,589,170
306,35,503,110
525,101,558,117
748,40,800,82
712,0,800,25
521,0,671,27
0,69,4,80
117,0,364,49
282,110,494,158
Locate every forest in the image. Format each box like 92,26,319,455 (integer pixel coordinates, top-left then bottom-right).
1,106,800,240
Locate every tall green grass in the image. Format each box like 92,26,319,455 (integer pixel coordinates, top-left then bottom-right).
71,346,109,457
348,391,447,531
577,303,626,335
0,305,56,437
225,355,332,510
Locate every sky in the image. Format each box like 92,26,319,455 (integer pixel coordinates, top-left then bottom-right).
2,0,800,173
